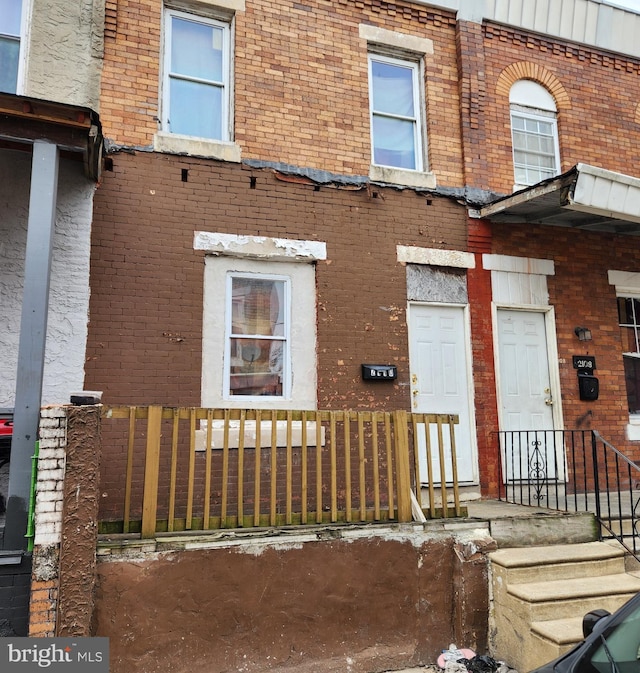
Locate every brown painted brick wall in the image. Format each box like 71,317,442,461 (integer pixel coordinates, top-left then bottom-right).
86,152,467,411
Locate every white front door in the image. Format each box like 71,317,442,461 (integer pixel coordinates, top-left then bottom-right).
496,309,561,480
408,303,477,484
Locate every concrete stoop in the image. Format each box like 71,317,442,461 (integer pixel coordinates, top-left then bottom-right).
489,542,640,673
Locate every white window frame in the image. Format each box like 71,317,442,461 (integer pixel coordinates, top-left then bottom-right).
199,243,320,411
161,8,231,141
367,52,424,173
510,106,561,189
0,0,28,95
223,271,291,400
608,271,640,440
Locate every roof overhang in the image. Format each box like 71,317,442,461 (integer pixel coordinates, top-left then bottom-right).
0,93,103,181
478,164,640,236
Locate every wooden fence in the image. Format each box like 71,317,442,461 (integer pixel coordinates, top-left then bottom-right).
100,407,462,538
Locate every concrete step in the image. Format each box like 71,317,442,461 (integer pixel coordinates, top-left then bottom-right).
489,541,626,583
489,542,638,672
531,616,584,647
508,573,640,621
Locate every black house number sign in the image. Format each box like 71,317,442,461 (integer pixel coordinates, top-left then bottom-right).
362,364,398,381
573,355,596,372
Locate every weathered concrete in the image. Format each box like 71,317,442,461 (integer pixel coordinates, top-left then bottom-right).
94,523,496,673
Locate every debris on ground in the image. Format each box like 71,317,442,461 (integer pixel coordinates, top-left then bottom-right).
437,644,517,673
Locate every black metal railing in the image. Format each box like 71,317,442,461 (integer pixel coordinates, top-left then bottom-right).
497,429,640,559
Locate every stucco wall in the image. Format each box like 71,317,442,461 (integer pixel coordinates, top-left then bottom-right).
94,525,495,673
0,149,95,407
23,0,104,110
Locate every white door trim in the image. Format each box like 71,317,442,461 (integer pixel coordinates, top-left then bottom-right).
407,300,479,484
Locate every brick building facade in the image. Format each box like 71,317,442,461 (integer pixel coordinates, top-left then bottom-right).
86,0,640,508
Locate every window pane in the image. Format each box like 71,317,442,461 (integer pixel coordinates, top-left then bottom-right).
0,0,22,35
371,60,415,117
624,356,640,414
0,36,19,93
229,338,283,396
511,112,558,186
231,278,285,337
171,17,223,82
372,115,416,169
169,78,222,139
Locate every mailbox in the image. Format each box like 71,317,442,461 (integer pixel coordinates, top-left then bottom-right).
578,373,599,401
361,364,397,381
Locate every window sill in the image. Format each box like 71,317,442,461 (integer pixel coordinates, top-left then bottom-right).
626,416,640,440
369,164,436,189
153,132,241,162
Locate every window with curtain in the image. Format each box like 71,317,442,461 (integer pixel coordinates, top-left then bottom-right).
368,53,423,171
0,0,22,94
225,274,289,398
509,80,560,188
162,9,230,140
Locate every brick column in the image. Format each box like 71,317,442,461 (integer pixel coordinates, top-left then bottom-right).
28,406,67,637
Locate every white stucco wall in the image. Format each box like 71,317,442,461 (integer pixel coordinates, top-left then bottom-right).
22,0,104,110
0,149,95,408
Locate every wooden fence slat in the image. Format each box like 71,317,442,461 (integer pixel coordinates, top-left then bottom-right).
330,412,338,522
221,409,230,525
141,405,163,538
123,406,136,534
301,411,308,524
254,410,262,527
270,410,278,526
358,413,366,521
372,412,380,520
203,409,213,529
168,408,180,532
384,413,394,519
186,409,196,530
344,411,352,523
286,410,293,525
315,411,323,524
392,410,412,522
448,415,461,516
437,418,447,518
238,410,245,526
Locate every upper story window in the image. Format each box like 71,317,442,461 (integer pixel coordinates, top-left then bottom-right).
0,0,23,94
510,80,560,189
368,53,423,172
226,274,289,398
162,9,230,141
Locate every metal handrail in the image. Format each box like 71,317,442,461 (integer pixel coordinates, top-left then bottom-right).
497,429,640,560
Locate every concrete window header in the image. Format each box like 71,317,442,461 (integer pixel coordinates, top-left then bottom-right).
194,231,327,262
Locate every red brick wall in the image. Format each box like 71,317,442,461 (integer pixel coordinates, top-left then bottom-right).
99,0,465,186
477,22,640,192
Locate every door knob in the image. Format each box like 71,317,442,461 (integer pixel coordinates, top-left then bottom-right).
545,397,553,406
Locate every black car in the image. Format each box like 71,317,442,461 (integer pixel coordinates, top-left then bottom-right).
530,592,640,673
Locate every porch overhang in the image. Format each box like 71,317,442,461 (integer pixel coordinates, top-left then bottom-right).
0,92,103,180
477,164,640,236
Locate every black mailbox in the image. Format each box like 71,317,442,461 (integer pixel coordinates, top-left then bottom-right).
362,364,397,381
578,373,599,401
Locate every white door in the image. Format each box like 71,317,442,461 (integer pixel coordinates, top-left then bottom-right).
496,309,560,480
409,304,477,484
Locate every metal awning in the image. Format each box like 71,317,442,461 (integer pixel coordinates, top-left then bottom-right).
478,164,640,236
